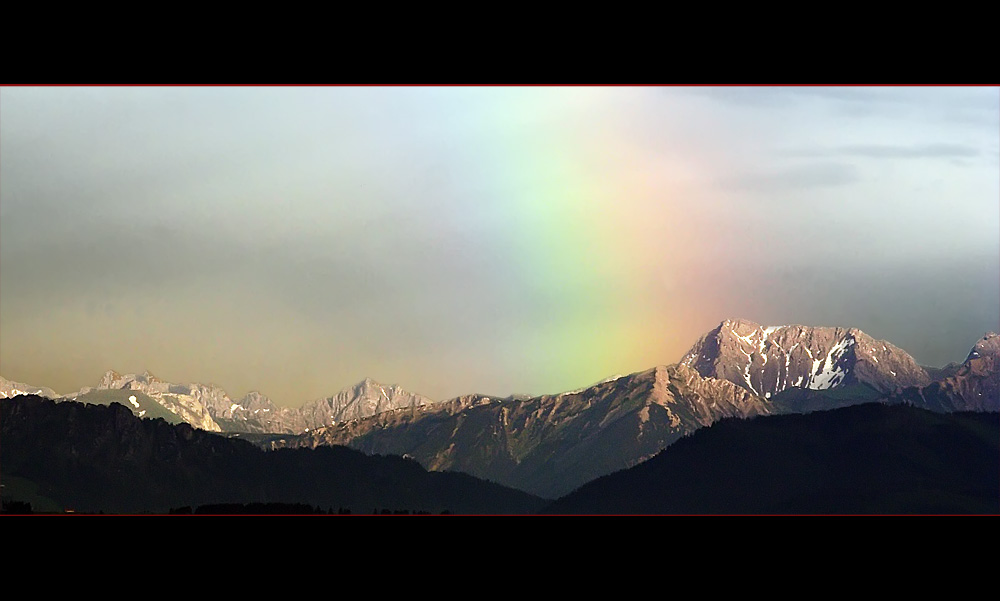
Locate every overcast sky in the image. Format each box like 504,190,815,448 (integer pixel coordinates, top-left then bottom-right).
1,86,997,406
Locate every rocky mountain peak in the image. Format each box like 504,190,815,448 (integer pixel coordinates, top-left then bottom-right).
682,318,930,397
358,377,381,389
887,331,999,412
324,379,434,422
99,370,133,390
233,390,279,415
967,332,1000,362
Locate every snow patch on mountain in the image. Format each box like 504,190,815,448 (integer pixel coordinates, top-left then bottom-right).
681,319,932,397
807,337,854,390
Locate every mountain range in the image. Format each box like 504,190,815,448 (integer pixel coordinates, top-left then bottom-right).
681,319,933,396
269,364,773,498
3,319,997,502
2,371,434,434
246,321,1000,497
3,393,995,514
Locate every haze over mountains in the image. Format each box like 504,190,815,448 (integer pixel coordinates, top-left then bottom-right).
2,371,434,434
5,319,994,426
3,319,997,503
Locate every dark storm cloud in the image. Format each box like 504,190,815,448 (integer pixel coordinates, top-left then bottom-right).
795,257,999,367
685,86,999,127
840,143,981,158
718,161,860,192
781,143,982,159
0,220,238,295
682,86,902,108
704,251,1000,369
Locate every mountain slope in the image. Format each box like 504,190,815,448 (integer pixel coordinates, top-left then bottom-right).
0,395,546,514
888,332,1000,412
253,324,998,498
70,388,186,425
3,320,994,506
681,319,931,398
292,378,435,433
271,364,775,498
543,403,1000,514
84,370,224,431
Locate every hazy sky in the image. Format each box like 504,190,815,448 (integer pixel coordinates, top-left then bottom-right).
1,86,997,406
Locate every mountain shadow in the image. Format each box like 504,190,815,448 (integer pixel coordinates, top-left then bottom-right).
543,403,999,514
0,395,547,514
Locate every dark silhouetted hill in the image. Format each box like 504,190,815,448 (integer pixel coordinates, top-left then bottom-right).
543,403,999,514
0,395,546,514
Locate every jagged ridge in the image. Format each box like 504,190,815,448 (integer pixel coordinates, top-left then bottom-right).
680,318,931,398
2,370,437,435
268,363,775,498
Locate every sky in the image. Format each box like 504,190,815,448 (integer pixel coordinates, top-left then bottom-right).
1,86,997,406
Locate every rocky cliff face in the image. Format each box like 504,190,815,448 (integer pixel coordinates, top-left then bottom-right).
888,332,999,412
680,319,931,398
210,390,286,433
273,363,774,498
297,378,435,430
211,378,436,433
